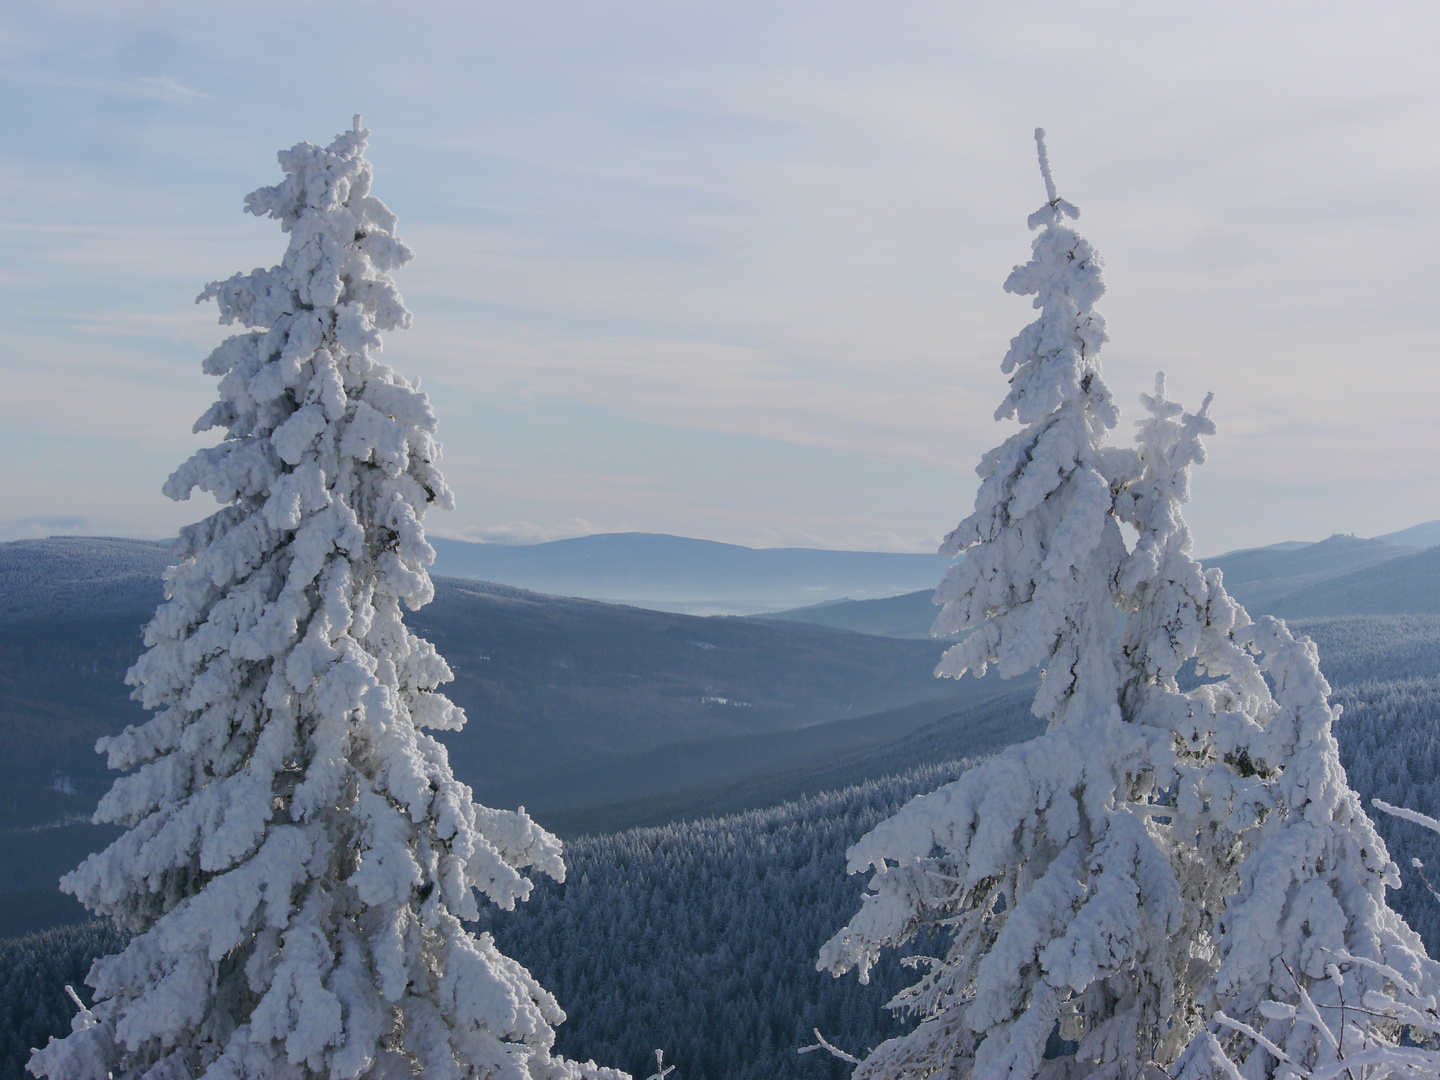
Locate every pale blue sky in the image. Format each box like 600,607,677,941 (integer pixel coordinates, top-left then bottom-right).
2,2,1437,553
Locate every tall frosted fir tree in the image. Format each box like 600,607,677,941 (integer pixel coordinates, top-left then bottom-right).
30,121,623,1080
818,132,1438,1079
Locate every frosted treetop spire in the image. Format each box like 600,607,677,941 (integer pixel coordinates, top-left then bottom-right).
1029,127,1079,228
1035,127,1058,204
928,128,1121,731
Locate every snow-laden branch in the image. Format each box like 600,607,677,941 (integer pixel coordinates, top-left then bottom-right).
1374,799,1440,837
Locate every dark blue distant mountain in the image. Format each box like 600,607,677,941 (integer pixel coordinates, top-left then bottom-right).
1374,520,1440,549
767,531,1434,638
1203,534,1410,610
430,532,946,614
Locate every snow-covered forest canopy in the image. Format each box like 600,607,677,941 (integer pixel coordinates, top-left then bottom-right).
7,626,1440,1080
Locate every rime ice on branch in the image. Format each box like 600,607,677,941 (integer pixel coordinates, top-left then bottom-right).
819,130,1438,1080
30,120,623,1080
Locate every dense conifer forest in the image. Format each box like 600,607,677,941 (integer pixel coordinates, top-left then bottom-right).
475,765,972,1080
4,613,1437,1080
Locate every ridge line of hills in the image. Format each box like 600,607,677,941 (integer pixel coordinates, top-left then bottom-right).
0,525,1438,939
766,531,1440,638
4,520,1437,622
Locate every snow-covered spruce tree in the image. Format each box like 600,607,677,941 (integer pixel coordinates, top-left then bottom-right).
817,132,1438,1080
1167,634,1440,1075
1188,800,1440,1078
30,120,623,1080
818,129,1201,1080
1122,385,1438,1078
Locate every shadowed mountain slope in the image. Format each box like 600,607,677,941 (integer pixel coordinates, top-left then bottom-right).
1204,534,1411,610
410,578,986,802
1267,544,1440,618
0,537,1001,935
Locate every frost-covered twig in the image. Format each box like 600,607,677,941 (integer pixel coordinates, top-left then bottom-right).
644,1049,676,1080
1373,799,1440,836
799,1029,862,1065
1373,800,1440,904
1213,1011,1291,1064
1202,954,1440,1080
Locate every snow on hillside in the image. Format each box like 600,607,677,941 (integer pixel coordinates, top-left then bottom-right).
0,538,171,625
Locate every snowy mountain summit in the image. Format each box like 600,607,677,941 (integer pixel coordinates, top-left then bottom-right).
30,121,622,1080
819,130,1440,1080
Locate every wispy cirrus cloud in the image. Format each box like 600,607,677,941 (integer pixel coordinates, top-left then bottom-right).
428,519,605,546
71,309,220,347
1,1,1438,554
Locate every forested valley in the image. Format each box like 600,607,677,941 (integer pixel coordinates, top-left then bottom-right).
4,613,1438,1080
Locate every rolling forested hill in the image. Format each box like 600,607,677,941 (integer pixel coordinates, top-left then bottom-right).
7,607,1440,1080
4,537,1440,1080
0,538,1020,937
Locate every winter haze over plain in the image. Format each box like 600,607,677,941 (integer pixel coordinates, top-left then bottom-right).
1,2,1437,554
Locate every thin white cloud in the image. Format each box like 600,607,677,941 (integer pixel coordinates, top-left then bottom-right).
429,519,605,546
131,75,208,100
0,67,211,102
1,0,1438,553
72,309,221,347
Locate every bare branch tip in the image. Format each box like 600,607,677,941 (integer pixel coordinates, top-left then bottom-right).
1034,128,1058,205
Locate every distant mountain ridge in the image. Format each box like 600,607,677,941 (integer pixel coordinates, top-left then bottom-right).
1202,534,1409,610
1374,520,1440,549
6,525,1433,623
430,532,944,614
767,528,1440,638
